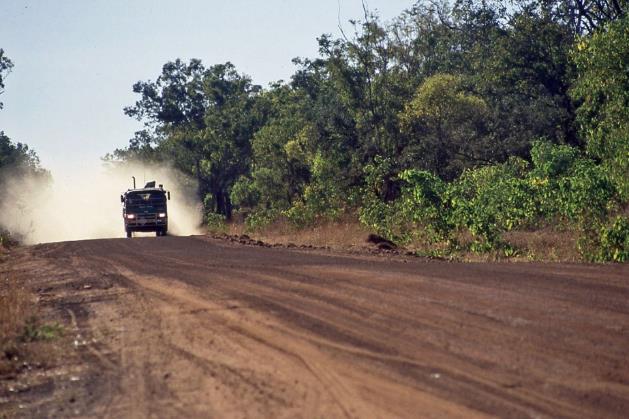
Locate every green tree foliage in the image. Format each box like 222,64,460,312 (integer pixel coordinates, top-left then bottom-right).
477,9,577,152
359,141,622,258
232,85,310,212
111,1,627,261
538,0,628,34
0,132,43,175
119,60,265,218
400,74,492,179
571,14,629,198
597,216,629,262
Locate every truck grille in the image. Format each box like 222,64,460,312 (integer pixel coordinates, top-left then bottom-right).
137,214,157,222
127,213,166,226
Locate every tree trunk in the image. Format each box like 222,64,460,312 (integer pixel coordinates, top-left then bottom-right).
225,193,232,220
213,190,232,220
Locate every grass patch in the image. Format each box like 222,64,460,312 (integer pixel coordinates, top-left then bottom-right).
21,318,64,342
1,276,33,374
227,214,371,249
0,276,63,377
0,276,33,349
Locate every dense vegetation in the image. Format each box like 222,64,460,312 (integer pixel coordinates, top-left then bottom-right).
111,0,627,262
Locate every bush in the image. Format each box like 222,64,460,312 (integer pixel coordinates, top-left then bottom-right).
244,208,281,231
558,160,617,221
230,176,260,208
597,216,629,262
358,141,625,260
283,200,316,227
206,212,227,234
0,230,18,248
398,169,450,242
358,157,406,242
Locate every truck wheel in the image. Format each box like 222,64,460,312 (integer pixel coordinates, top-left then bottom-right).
126,231,132,238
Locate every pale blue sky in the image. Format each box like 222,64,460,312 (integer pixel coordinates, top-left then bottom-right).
0,0,414,178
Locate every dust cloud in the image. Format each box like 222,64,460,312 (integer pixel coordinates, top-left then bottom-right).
0,162,204,244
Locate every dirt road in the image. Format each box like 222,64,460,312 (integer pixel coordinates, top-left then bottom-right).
1,236,628,418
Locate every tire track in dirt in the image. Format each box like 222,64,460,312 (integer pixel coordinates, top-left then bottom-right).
2,236,628,418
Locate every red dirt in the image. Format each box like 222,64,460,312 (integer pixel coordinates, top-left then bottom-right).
1,235,628,418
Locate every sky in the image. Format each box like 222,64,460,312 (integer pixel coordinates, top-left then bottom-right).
0,0,414,180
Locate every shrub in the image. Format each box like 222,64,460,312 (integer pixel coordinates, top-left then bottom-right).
245,208,281,231
283,200,316,227
398,169,449,242
230,176,260,208
597,216,629,262
206,212,227,234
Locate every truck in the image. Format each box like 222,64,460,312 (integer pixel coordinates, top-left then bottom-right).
121,178,171,238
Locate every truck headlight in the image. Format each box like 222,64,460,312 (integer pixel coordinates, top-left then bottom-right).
126,214,136,219
158,213,167,218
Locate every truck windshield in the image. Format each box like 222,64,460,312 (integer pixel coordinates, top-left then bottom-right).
126,192,166,206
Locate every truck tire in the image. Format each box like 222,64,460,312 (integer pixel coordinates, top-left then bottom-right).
126,231,132,238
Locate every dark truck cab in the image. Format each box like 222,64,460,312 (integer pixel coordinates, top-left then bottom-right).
121,181,171,237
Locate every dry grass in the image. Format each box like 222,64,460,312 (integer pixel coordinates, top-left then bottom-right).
0,276,66,378
0,277,33,347
227,215,372,250
0,276,34,374
503,228,580,262
223,215,584,262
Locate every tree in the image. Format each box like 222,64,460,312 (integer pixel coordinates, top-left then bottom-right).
571,14,629,198
194,63,264,217
0,132,44,174
400,74,492,179
469,7,578,159
516,0,628,34
122,60,265,218
0,49,14,110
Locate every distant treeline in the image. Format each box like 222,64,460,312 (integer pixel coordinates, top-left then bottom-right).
111,0,628,261
0,48,48,226
0,49,43,177
0,49,49,244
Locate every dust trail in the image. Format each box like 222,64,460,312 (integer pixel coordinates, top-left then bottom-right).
0,161,204,244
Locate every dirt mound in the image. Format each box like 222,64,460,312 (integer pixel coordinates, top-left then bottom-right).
366,233,398,250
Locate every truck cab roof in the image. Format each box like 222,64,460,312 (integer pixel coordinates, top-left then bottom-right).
124,187,167,195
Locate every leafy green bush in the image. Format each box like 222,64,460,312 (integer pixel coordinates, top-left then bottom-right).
358,157,404,241
244,208,281,231
230,176,260,208
397,169,450,242
557,160,617,221
596,216,629,262
206,212,227,234
448,160,533,245
358,141,625,260
283,200,316,227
